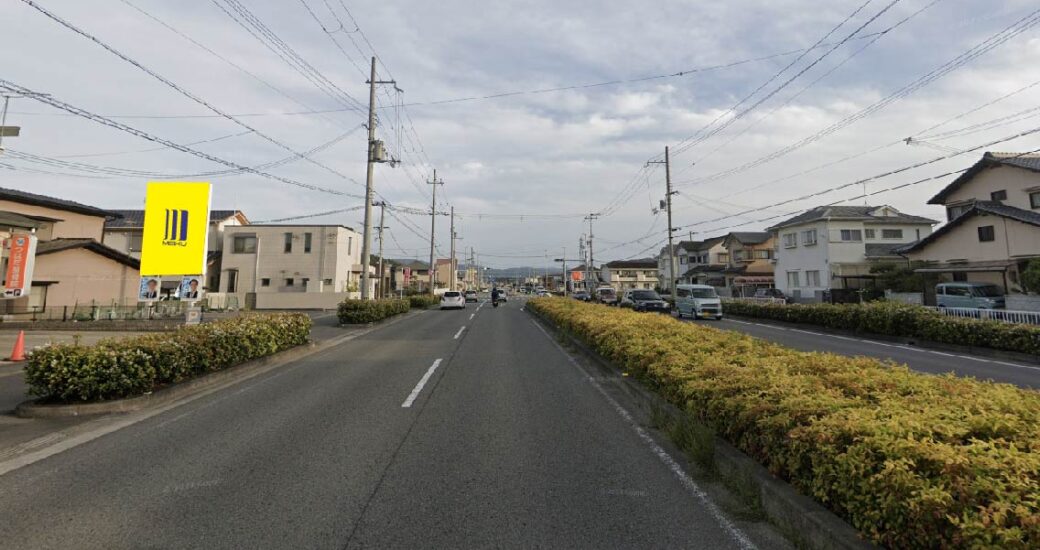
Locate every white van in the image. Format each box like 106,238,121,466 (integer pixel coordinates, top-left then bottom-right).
674,284,723,320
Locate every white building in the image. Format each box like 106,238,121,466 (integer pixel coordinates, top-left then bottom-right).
770,205,936,301
219,224,372,309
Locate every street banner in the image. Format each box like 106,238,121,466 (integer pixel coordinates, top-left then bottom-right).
138,277,161,302
178,276,203,301
140,182,212,276
403,267,411,285
3,233,37,299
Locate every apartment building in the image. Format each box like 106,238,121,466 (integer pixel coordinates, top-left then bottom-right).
601,259,659,291
220,224,369,308
771,205,935,300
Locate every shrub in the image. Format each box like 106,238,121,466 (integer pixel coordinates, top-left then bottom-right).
25,313,311,403
1022,259,1040,294
527,298,1040,548
337,298,410,324
408,294,440,309
723,300,1040,355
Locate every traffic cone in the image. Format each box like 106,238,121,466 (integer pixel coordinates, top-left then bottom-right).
10,330,26,362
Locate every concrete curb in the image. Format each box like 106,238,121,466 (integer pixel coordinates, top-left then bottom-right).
725,313,1040,365
527,307,875,550
15,310,424,419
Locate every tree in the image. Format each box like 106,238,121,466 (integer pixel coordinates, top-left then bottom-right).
1021,258,1040,294
870,263,925,293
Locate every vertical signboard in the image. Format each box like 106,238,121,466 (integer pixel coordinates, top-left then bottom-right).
4,233,37,298
139,182,212,276
403,266,412,286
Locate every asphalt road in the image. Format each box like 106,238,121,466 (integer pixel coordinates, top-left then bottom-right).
0,300,775,549
682,316,1040,388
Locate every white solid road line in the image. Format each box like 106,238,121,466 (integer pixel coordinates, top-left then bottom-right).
402,359,443,408
469,313,475,320
453,326,466,339
530,320,756,549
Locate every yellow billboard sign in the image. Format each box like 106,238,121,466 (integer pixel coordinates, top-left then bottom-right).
139,182,212,276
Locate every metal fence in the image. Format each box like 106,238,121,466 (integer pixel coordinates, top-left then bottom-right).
924,306,1040,326
1,302,194,323
728,297,788,306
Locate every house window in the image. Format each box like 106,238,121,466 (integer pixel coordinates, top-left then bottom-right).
679,256,687,265
127,233,143,252
717,253,729,263
755,249,771,259
782,233,797,248
977,225,995,242
260,278,271,287
348,236,353,255
990,190,1007,202
952,272,968,282
801,229,817,246
226,270,238,293
323,278,333,286
806,270,821,287
881,229,903,239
733,250,745,261
285,278,295,287
284,232,293,253
864,229,876,239
232,235,256,253
1031,191,1040,209
786,271,800,288
839,229,862,242
301,278,310,288
946,203,971,221
304,232,312,253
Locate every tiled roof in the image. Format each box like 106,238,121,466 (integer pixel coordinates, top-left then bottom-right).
0,187,117,218
864,243,906,258
605,258,658,269
901,201,1040,253
105,209,243,229
928,152,1040,205
725,232,771,245
35,238,140,268
768,205,936,231
682,264,726,277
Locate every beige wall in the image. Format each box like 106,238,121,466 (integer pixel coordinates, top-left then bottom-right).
943,164,1040,211
33,248,139,308
0,199,106,241
908,214,1040,264
727,236,776,274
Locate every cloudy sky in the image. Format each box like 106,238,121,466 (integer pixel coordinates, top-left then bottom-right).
2,0,1039,267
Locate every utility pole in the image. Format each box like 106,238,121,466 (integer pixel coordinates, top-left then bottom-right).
427,169,443,294
585,213,599,290
648,147,678,299
449,206,456,291
376,201,388,298
360,57,396,300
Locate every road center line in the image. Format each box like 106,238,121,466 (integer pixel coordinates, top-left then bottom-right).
453,326,466,339
469,313,475,320
401,359,443,408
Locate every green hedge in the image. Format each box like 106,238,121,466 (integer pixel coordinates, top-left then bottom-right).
529,298,1040,548
408,294,440,309
723,300,1040,355
25,313,312,403
337,298,410,324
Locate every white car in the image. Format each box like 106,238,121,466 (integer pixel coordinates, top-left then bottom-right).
440,291,466,310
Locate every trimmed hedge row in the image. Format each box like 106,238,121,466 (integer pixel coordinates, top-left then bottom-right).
337,298,410,324
528,298,1040,548
722,300,1040,355
25,313,312,403
408,294,440,309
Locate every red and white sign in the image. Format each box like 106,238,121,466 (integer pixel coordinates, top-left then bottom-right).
4,233,37,299
403,267,412,285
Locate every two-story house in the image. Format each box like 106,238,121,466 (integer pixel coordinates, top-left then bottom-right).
103,209,248,292
678,236,728,287
902,152,1040,293
721,232,776,297
220,224,369,308
657,241,700,293
0,187,140,311
389,259,430,293
771,205,936,300
601,259,659,291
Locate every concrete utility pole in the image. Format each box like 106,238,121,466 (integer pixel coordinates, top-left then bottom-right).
427,169,443,294
376,201,388,298
648,147,678,299
360,57,396,300
449,206,456,291
584,214,599,290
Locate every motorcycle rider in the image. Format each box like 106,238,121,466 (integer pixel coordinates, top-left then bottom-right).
491,286,500,306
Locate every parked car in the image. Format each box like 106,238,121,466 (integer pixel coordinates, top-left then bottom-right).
620,289,671,313
536,290,551,297
464,290,478,303
595,287,618,305
936,282,1006,309
440,291,466,310
674,284,723,320
571,290,591,302
754,287,792,303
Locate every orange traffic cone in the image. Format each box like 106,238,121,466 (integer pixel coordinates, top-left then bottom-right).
10,330,26,362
